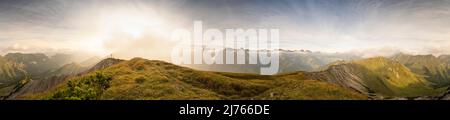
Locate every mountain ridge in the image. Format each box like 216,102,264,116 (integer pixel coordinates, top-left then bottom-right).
391,53,450,87
0,55,28,98
306,57,441,98
11,58,122,99
21,57,366,100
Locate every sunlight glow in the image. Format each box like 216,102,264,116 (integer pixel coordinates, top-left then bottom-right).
84,8,170,55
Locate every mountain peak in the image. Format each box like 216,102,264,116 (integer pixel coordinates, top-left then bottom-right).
86,58,124,73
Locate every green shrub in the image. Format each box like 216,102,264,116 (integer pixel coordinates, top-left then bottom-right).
51,72,112,100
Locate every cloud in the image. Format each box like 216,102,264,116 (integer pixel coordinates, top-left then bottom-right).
347,46,405,58
0,0,450,58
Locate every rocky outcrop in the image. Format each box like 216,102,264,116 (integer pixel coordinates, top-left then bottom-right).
306,64,369,95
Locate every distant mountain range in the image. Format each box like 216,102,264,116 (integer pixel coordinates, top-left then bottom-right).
8,58,118,99
0,53,103,99
3,53,78,78
187,49,361,74
2,51,450,100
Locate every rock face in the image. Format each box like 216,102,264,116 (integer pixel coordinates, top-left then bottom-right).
306,57,438,98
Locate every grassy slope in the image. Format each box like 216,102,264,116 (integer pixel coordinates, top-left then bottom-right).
352,57,441,97
23,58,367,100
392,54,450,87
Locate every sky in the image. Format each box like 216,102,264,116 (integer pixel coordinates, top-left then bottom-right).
0,0,450,59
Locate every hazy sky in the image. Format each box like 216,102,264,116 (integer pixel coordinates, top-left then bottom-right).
0,0,449,58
